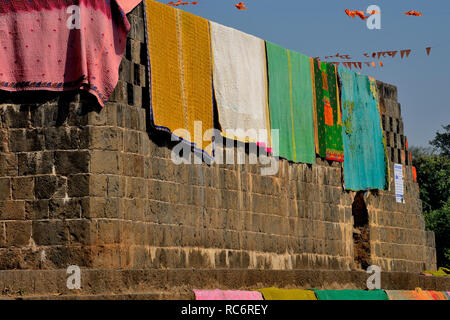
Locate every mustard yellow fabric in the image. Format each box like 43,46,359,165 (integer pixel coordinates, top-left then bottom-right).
144,0,214,158
256,288,317,300
422,267,450,277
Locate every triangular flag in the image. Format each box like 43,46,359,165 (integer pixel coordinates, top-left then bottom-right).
426,47,432,56
348,62,352,70
365,62,371,67
379,61,384,67
353,62,359,69
371,62,376,67
372,52,377,58
387,51,398,58
377,52,387,59
400,49,411,58
364,53,370,58
358,62,362,69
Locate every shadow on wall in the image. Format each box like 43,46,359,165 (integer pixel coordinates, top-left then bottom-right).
0,90,100,126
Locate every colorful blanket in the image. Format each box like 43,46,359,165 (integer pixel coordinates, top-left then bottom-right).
313,289,388,300
210,21,271,150
143,0,214,159
0,0,138,106
266,41,316,164
311,60,344,162
338,68,388,190
386,289,449,300
193,289,263,300
256,288,317,300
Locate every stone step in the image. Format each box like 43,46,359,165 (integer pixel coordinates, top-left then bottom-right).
1,269,449,299
3,291,193,300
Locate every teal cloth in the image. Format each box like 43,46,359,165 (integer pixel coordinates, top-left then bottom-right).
313,289,389,300
265,41,316,164
338,68,387,190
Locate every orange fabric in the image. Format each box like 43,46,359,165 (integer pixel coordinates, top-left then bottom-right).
412,166,417,182
324,102,334,126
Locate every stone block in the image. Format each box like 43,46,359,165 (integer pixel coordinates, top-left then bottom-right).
11,177,34,200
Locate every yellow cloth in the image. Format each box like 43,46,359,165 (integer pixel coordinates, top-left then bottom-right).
256,288,317,300
144,0,214,158
422,267,450,277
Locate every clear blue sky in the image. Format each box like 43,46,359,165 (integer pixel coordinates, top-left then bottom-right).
157,0,450,147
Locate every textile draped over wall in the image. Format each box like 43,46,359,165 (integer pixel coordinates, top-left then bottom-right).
312,61,344,162
210,21,271,149
256,288,317,300
313,289,389,300
143,0,214,158
0,0,131,106
266,41,316,164
339,68,388,191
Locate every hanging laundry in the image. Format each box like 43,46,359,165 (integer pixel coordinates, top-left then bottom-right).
266,41,316,164
209,22,271,150
313,289,389,300
0,0,139,106
312,60,344,162
193,289,263,300
143,0,214,159
256,288,317,300
339,68,388,191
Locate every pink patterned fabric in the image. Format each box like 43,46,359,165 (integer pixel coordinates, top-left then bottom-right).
116,0,141,14
193,289,264,301
0,0,138,106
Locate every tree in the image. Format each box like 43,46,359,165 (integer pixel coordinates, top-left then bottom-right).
430,124,450,157
424,201,450,268
412,124,450,268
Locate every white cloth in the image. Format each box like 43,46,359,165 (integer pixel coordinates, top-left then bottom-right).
210,21,271,148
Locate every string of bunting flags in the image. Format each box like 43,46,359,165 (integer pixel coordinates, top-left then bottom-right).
316,47,432,69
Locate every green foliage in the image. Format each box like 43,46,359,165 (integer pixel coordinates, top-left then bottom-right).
423,201,450,268
430,125,450,157
414,154,450,211
412,124,450,268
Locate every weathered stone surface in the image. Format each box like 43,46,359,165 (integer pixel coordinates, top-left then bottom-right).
0,5,436,283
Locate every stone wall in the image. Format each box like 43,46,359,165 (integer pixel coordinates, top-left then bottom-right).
0,3,436,274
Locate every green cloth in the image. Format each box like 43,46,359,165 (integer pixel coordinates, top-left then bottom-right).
422,267,450,277
338,67,387,190
313,289,388,300
266,41,316,164
257,288,317,300
312,60,344,161
313,59,326,158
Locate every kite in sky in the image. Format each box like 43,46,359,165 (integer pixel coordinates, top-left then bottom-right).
345,9,378,21
168,1,198,6
235,2,248,10
404,11,423,16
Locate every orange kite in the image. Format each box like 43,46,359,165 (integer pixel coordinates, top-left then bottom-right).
235,2,248,10
404,11,422,16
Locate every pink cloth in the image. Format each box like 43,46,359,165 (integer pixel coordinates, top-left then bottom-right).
116,0,142,14
0,0,133,106
193,289,264,301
